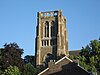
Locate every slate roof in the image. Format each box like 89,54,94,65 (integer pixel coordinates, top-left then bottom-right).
38,56,92,75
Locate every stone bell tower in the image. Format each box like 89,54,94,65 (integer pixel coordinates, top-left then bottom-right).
35,10,68,68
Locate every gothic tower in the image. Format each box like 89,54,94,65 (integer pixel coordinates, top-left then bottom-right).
35,10,68,69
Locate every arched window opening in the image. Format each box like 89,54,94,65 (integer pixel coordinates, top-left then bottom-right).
51,21,55,37
44,21,49,37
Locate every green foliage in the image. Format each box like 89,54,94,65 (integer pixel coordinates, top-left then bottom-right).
80,39,100,74
24,55,35,66
0,43,39,75
0,69,3,75
70,38,100,74
0,43,24,70
22,63,38,75
2,66,21,75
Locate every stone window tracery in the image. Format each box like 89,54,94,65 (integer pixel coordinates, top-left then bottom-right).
42,21,57,47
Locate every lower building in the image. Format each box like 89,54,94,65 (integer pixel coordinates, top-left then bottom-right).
38,56,92,75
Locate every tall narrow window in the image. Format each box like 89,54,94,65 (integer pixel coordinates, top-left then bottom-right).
44,21,49,37
47,24,49,37
51,21,55,37
45,26,46,37
50,39,53,46
42,41,44,46
51,26,53,37
44,40,46,46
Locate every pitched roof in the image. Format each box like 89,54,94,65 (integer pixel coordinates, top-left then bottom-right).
38,56,92,75
38,56,72,75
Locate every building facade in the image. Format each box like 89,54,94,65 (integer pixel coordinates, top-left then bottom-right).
35,10,68,69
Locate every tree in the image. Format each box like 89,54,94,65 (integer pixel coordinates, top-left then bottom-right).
24,55,35,66
0,43,24,70
2,66,21,75
69,38,100,74
22,63,38,75
79,39,100,74
0,67,2,74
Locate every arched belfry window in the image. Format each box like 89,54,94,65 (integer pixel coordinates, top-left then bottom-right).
44,21,49,37
51,21,55,37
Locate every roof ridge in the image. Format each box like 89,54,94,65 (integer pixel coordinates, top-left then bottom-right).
55,56,73,64
38,68,49,75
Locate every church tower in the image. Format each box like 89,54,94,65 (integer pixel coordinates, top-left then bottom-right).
35,10,68,69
